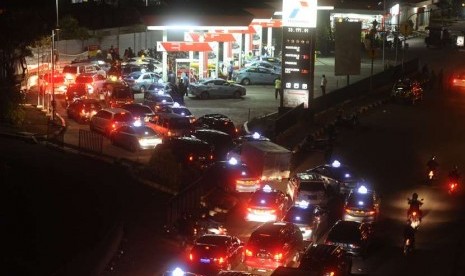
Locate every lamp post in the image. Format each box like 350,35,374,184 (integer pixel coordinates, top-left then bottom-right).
51,29,59,122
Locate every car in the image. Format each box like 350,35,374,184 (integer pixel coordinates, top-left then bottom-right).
325,220,373,257
306,160,362,195
101,81,134,108
149,112,193,138
235,132,270,145
188,234,244,272
187,78,246,99
158,103,196,124
191,129,234,161
244,60,280,70
235,67,281,85
203,160,260,193
143,92,175,112
217,271,260,276
343,185,380,223
162,267,202,276
245,185,289,222
282,205,327,242
195,114,238,138
147,81,175,95
288,172,332,207
450,72,465,91
243,221,304,272
249,56,282,67
270,267,319,276
391,77,423,104
74,72,107,95
62,63,106,83
121,103,155,123
40,72,68,95
65,83,89,106
298,244,352,276
153,136,214,169
110,124,162,151
89,108,134,136
66,99,102,124
121,64,144,78
123,71,161,93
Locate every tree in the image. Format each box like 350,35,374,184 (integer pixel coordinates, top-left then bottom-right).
59,15,91,41
0,6,50,124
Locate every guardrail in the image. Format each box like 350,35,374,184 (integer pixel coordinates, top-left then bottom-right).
78,129,103,154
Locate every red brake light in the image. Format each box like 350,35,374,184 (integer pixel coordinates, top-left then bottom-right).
453,79,457,83
345,208,351,213
215,257,225,264
112,123,116,129
273,252,283,261
210,154,214,160
189,253,193,261
245,249,253,257
81,109,85,114
188,155,194,161
412,211,417,216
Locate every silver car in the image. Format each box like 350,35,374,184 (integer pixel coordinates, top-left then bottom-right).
235,67,280,85
188,78,246,99
123,71,160,93
89,108,134,136
244,60,281,73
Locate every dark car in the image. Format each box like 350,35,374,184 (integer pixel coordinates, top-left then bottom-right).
343,185,380,223
203,160,260,193
188,78,246,99
195,114,238,138
110,125,162,151
245,185,289,222
101,81,134,108
143,92,175,112
325,220,373,257
282,205,327,242
391,78,423,104
121,103,155,123
188,234,244,273
298,244,352,276
65,83,89,106
306,160,362,195
66,99,102,123
158,103,196,124
191,129,234,161
243,221,304,272
154,136,214,169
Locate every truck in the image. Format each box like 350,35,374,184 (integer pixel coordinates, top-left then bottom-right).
230,140,292,193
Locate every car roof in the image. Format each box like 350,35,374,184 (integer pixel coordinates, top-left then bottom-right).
101,107,130,114
194,128,230,136
253,221,291,235
157,112,187,119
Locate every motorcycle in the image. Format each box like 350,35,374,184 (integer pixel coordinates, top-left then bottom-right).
403,238,414,256
407,199,423,229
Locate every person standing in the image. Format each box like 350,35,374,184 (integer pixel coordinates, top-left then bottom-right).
321,74,328,95
227,61,234,81
168,70,176,85
274,77,282,100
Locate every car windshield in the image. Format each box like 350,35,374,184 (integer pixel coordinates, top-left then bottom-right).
123,105,153,115
75,76,93,83
127,73,141,79
62,66,77,74
155,95,174,104
149,83,165,90
133,127,157,136
249,192,279,206
196,235,229,245
111,85,133,99
171,118,191,128
114,113,133,122
248,232,282,248
172,108,192,116
299,181,325,192
283,207,315,224
347,193,374,208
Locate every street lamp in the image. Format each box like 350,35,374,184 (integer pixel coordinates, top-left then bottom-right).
51,29,59,122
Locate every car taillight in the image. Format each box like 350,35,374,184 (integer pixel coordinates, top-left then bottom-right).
273,252,283,261
189,253,193,261
367,210,376,215
235,128,238,133
214,257,225,264
81,109,86,114
453,79,457,83
168,131,172,136
324,271,336,276
345,208,351,213
112,123,116,129
269,209,277,214
188,155,194,162
412,211,417,216
210,154,214,160
245,249,253,257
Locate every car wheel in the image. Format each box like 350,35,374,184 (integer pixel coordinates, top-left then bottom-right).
242,78,251,85
233,91,242,99
140,86,146,93
200,91,209,99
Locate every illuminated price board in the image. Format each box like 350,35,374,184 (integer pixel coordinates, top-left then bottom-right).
281,27,314,108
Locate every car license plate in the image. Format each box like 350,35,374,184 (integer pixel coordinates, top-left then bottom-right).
200,258,210,263
258,253,268,258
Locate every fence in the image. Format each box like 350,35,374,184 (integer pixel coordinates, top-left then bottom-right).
78,129,103,154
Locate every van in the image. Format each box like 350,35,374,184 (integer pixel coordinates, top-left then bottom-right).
62,63,106,83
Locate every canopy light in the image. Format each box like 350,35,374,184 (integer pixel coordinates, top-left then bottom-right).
173,102,180,107
357,185,368,194
331,160,341,168
252,132,261,139
133,120,142,127
228,157,238,165
263,184,272,192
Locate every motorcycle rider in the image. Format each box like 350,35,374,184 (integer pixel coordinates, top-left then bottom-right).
407,193,423,219
403,220,416,249
448,165,461,182
427,155,439,172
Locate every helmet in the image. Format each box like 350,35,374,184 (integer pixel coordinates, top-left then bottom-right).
412,193,418,200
